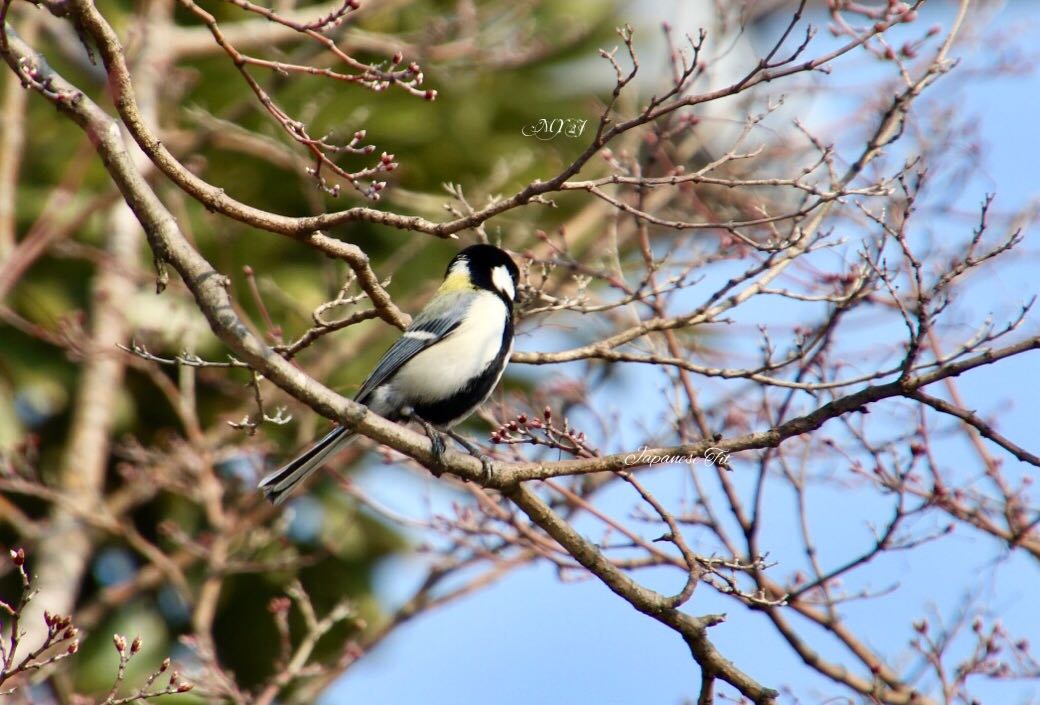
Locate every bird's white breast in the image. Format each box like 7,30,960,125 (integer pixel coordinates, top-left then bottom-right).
389,292,508,403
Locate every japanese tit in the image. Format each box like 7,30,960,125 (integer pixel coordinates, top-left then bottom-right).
259,244,520,504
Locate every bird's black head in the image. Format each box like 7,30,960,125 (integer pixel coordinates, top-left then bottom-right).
443,244,520,307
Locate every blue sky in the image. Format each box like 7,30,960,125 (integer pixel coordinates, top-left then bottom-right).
325,3,1040,704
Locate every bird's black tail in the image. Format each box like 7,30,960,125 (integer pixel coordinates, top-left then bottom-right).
258,426,355,505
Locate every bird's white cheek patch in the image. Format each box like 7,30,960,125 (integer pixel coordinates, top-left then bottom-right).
491,265,515,301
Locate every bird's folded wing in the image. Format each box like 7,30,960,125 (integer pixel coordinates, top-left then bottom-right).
354,313,462,403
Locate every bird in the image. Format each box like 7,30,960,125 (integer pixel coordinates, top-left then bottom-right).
259,244,520,504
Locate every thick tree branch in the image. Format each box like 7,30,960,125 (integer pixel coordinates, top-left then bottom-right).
506,483,778,704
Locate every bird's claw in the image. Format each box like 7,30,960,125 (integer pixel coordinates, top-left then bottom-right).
429,429,446,462
408,414,494,483
477,453,495,484
447,430,494,484
408,413,446,476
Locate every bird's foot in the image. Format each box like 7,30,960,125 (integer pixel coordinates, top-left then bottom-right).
410,414,446,476
447,430,495,484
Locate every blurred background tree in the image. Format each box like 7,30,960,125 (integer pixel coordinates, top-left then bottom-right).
0,0,621,697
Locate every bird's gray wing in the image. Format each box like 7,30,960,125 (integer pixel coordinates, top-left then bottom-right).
354,308,463,403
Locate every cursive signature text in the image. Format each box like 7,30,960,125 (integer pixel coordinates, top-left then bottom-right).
521,117,588,141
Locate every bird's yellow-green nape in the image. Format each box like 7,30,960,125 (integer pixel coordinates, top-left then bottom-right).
437,261,474,293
